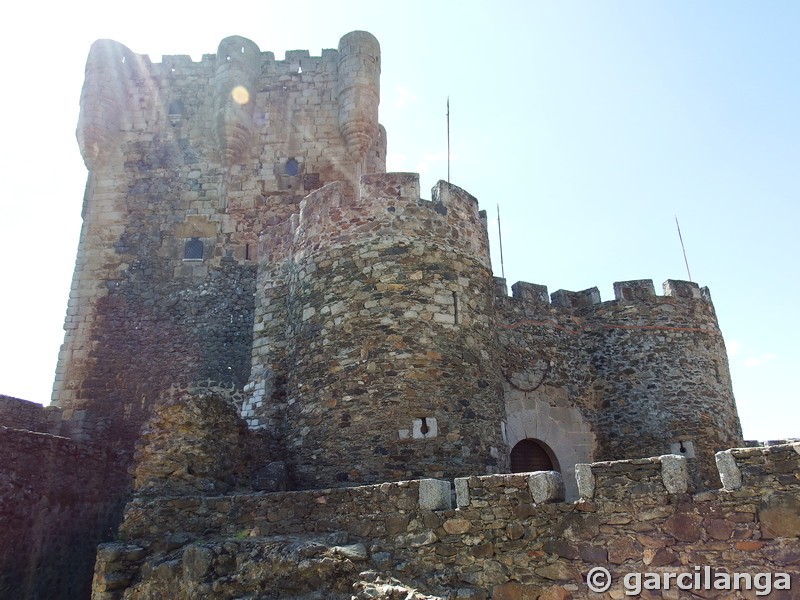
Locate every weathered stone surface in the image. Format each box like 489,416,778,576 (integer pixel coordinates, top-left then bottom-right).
759,491,800,539
659,454,689,493
133,393,246,496
331,543,368,561
0,426,126,600
715,450,743,490
443,518,472,535
493,581,540,600
642,547,678,567
663,512,703,542
539,585,572,600
535,560,578,581
705,518,735,540
455,477,470,507
575,464,595,499
250,460,287,492
419,479,452,510
529,471,565,503
607,536,643,564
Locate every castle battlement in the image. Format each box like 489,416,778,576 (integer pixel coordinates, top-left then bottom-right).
499,277,713,311
114,442,800,545
289,174,490,269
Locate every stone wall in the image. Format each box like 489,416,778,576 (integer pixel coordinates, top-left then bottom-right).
0,426,128,600
497,278,742,490
0,394,63,434
92,442,799,599
53,31,385,456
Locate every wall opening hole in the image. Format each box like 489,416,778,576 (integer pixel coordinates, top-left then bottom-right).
241,46,245,53
245,243,251,261
285,158,299,176
510,439,560,473
412,416,437,439
669,440,696,458
168,100,184,126
184,238,204,260
452,292,459,324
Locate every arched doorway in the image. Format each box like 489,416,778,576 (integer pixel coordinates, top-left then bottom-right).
510,438,560,473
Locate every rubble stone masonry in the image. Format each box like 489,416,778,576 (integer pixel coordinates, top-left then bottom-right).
92,441,800,599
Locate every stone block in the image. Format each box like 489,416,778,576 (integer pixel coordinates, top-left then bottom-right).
659,454,689,493
715,450,742,490
527,471,565,503
454,477,470,507
574,464,595,499
418,478,452,510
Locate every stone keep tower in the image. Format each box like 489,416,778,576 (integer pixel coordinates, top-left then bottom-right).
246,174,509,488
54,31,385,448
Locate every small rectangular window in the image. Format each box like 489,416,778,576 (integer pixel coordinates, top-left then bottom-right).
184,238,203,260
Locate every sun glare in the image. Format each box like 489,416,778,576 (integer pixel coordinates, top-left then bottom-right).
231,85,250,105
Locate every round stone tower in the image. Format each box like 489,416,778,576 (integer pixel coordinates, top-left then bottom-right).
583,279,743,489
282,173,509,489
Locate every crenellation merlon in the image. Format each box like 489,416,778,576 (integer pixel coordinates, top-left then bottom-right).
512,281,550,304
715,442,800,492
663,279,703,299
614,278,656,300
551,287,601,308
493,277,508,298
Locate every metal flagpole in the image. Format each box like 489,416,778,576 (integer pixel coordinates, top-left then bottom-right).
446,97,450,183
675,216,692,281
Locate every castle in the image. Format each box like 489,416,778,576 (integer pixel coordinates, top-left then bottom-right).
1,31,796,600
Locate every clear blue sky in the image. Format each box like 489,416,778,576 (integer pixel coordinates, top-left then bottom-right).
0,1,797,440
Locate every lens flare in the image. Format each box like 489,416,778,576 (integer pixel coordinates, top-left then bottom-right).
231,85,250,105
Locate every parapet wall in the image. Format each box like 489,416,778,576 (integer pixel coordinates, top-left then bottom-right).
0,394,63,434
292,174,490,267
0,427,128,600
94,443,800,599
497,277,742,489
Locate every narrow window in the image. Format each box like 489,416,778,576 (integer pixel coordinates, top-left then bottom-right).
245,243,251,261
184,238,203,260
452,292,459,324
285,158,299,177
420,417,429,435
168,100,184,126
